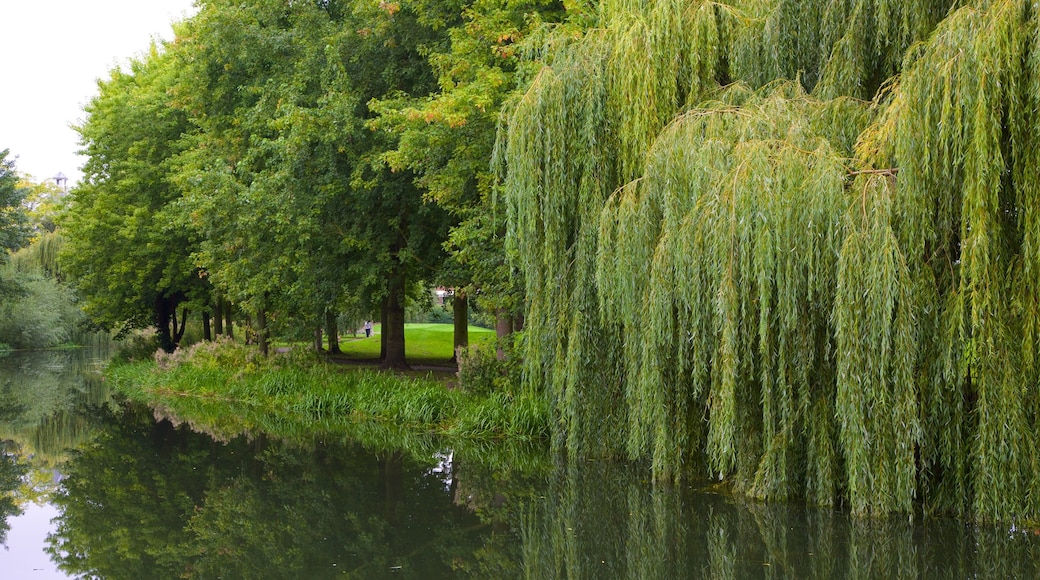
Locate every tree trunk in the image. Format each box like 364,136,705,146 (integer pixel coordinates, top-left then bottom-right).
382,273,409,370
314,326,324,353
380,296,389,361
214,298,224,336
495,309,514,361
326,310,341,354
155,296,176,353
202,311,212,341
174,308,189,345
452,292,468,362
257,308,269,357
225,303,234,340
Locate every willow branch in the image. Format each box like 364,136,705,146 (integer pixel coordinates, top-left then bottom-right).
847,167,900,177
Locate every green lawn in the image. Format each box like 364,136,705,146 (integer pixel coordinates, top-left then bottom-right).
334,323,495,364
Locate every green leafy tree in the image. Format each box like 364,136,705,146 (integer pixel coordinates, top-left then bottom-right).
171,0,451,366
61,46,208,352
20,176,66,238
168,0,334,356
0,149,30,255
371,0,574,355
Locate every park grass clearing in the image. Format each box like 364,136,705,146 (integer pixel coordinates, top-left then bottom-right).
332,323,496,365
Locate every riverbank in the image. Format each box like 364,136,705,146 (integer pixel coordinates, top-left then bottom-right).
104,339,549,466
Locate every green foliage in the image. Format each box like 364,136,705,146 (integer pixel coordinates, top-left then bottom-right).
456,336,522,396
0,149,30,255
0,272,83,349
163,0,454,363
500,0,1040,521
107,339,548,444
110,331,163,365
0,233,96,350
371,0,571,314
61,45,206,352
406,300,454,324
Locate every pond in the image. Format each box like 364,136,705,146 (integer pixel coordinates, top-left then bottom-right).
2,349,1040,578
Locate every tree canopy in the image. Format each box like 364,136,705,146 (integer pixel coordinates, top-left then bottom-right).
63,0,454,363
0,150,29,256
499,0,1040,520
57,0,1040,521
61,47,205,351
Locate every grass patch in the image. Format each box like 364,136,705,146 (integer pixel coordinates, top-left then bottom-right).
106,340,547,465
333,323,495,365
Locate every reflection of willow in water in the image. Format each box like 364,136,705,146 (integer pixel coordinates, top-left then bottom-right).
518,461,1040,578
0,350,112,467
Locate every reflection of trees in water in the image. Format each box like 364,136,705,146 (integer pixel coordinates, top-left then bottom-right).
47,403,490,579
0,349,113,464
0,349,112,544
517,461,1040,578
0,443,28,545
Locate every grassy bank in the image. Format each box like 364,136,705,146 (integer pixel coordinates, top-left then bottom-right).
105,339,547,468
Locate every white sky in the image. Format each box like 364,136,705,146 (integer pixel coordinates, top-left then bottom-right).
1,1,199,186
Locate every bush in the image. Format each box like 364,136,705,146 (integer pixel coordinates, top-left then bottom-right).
0,274,83,349
406,301,454,324
456,337,521,397
111,331,161,364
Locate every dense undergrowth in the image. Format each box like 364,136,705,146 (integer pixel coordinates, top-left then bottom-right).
105,339,549,469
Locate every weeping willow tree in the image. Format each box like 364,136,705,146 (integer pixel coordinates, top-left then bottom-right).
502,0,1040,520
9,231,64,279
503,0,748,456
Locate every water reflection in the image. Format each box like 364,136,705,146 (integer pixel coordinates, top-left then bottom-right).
4,350,1040,578
0,443,27,544
47,403,488,579
0,349,112,577
517,460,1040,578
0,348,113,466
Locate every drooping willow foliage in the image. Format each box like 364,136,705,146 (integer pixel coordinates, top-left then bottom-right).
9,231,64,279
502,0,1040,520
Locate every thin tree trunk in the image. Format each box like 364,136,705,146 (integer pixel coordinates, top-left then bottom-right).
326,310,341,354
451,292,468,362
214,298,224,336
257,308,269,357
225,303,234,340
202,311,212,341
314,325,324,353
380,296,389,361
495,309,514,361
174,308,189,345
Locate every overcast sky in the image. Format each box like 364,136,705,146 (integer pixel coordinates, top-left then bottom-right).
1,1,198,186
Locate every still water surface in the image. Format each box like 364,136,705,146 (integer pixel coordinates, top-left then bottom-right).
2,349,1040,578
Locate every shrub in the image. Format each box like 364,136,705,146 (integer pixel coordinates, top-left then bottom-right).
111,331,161,364
456,338,521,397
